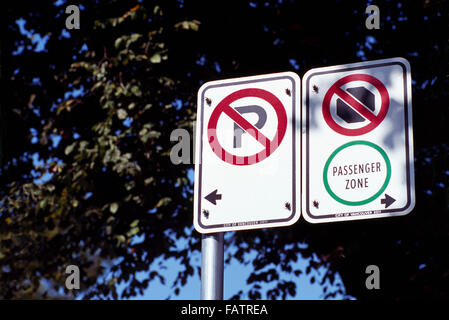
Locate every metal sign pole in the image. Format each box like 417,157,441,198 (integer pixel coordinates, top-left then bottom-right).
201,232,224,300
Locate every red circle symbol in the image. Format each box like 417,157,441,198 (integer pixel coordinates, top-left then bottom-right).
208,88,287,165
322,74,389,136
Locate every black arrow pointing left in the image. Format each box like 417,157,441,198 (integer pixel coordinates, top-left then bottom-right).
205,189,222,205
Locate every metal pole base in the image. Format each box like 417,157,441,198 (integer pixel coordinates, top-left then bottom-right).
201,232,224,300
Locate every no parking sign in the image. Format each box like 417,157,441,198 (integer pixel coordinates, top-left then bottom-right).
301,57,415,223
194,72,301,233
207,88,287,165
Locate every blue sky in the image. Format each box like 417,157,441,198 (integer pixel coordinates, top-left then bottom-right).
117,227,348,300
127,245,347,300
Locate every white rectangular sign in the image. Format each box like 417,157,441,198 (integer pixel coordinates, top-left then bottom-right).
194,72,301,233
300,57,415,223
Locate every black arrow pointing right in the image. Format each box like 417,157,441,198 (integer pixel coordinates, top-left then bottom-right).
380,194,396,208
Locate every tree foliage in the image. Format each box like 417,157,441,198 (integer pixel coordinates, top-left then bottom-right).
1,0,448,299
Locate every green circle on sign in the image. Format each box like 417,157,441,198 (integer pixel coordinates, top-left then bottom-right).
323,140,391,206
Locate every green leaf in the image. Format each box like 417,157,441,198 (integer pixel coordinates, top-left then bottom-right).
73,170,83,181
150,53,161,64
65,143,76,155
107,277,117,287
39,199,47,209
130,33,141,42
125,181,135,190
110,202,119,214
139,128,148,136
130,85,142,97
148,131,161,138
174,20,201,31
115,235,126,246
117,108,128,120
79,141,89,151
91,81,103,92
155,197,171,208
114,37,123,49
144,177,154,186
126,227,139,237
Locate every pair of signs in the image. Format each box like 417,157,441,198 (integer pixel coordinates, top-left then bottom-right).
194,58,415,234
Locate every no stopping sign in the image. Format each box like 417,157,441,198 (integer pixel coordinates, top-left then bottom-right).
302,58,415,224
322,74,390,136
